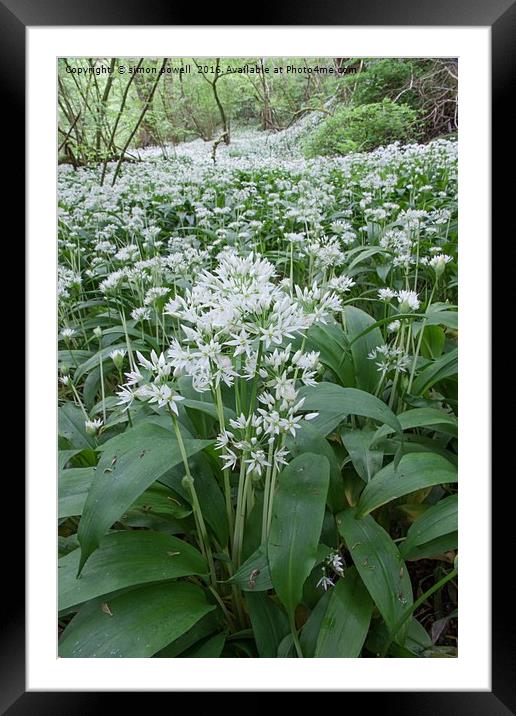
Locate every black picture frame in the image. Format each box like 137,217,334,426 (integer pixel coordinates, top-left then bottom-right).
5,0,509,710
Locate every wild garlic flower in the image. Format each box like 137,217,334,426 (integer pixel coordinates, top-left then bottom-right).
327,275,355,294
368,345,410,375
109,349,126,370
396,290,420,312
131,307,151,322
60,327,76,339
84,418,103,435
427,253,453,276
116,350,184,416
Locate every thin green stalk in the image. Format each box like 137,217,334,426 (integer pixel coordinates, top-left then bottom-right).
215,382,234,540
170,410,217,589
407,280,437,395
290,615,304,658
261,442,275,544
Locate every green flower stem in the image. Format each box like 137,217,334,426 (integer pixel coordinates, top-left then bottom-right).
261,441,275,544
388,320,405,411
290,614,304,658
170,410,217,589
70,381,89,421
215,382,234,540
98,350,107,425
407,280,437,395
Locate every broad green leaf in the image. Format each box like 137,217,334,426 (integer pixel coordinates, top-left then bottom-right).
182,633,226,657
337,508,413,643
287,422,345,512
372,407,458,443
182,397,236,423
78,422,211,574
401,494,458,560
59,402,96,449
315,567,373,657
412,348,458,395
129,482,191,521
59,467,96,518
341,427,384,483
59,530,206,611
230,545,272,592
420,325,445,359
347,246,389,271
342,305,384,392
425,307,458,330
306,322,353,386
299,382,402,439
59,582,215,657
268,453,330,617
73,341,146,383
246,592,290,657
356,453,457,517
299,591,332,657
402,532,458,560
58,449,84,470
154,612,220,657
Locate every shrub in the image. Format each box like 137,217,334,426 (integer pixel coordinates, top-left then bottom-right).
303,99,419,157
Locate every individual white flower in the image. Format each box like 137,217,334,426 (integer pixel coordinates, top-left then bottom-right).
387,320,401,333
131,307,151,322
84,418,103,435
244,449,271,477
428,253,453,276
61,327,76,339
378,287,396,301
327,275,355,294
316,568,334,591
396,290,420,312
109,349,126,370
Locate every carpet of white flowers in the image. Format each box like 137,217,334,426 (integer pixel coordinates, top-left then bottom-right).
58,132,458,658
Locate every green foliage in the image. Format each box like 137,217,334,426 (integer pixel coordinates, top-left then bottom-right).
303,99,419,157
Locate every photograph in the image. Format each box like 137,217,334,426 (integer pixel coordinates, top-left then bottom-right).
56,56,459,660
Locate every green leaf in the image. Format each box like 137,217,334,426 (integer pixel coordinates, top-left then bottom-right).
420,325,445,359
268,453,330,618
59,467,96,518
59,530,207,611
341,427,384,483
412,348,458,395
246,592,290,657
286,422,345,512
315,567,373,657
154,612,220,657
372,407,458,442
299,591,332,657
342,305,384,392
129,482,192,521
401,495,458,560
58,582,215,657
299,382,402,439
306,322,352,386
230,545,272,592
73,342,145,383
337,508,413,643
59,402,96,449
78,422,210,574
182,633,226,657
356,453,457,517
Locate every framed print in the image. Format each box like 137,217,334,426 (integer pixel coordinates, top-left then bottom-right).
3,0,509,708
